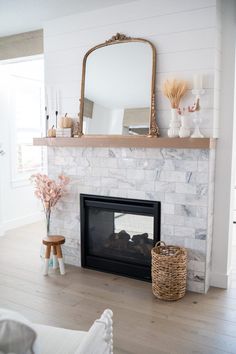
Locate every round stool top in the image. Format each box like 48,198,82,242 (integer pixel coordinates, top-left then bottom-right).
43,235,65,246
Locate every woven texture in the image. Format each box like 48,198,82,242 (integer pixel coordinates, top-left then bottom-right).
151,241,187,301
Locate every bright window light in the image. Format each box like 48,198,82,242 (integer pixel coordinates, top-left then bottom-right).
1,57,46,184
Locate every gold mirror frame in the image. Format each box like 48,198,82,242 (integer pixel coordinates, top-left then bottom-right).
78,33,159,138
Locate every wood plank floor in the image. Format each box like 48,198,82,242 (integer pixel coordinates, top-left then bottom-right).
0,222,236,354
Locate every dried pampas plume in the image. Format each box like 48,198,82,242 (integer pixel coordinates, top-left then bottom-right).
162,79,188,109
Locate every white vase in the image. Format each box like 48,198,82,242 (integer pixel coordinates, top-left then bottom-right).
168,109,180,138
179,115,191,138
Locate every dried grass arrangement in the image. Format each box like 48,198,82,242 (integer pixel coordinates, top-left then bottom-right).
162,79,188,109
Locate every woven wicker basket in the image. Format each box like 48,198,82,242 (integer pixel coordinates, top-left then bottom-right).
151,241,187,301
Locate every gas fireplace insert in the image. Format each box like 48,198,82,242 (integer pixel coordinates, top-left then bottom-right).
80,194,161,281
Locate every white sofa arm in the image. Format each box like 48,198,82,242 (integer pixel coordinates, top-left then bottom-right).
75,309,113,354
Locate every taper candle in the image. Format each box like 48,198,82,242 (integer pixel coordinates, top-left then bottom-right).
193,74,203,90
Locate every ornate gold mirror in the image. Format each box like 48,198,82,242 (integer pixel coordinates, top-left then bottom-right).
78,33,159,137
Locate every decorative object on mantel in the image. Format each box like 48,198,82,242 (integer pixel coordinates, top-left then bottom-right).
45,106,50,137
72,119,80,137
58,113,73,129
56,128,72,137
47,125,56,137
30,173,70,236
151,241,187,301
78,33,159,138
45,88,61,132
178,108,191,138
55,89,59,128
162,79,188,138
189,74,205,138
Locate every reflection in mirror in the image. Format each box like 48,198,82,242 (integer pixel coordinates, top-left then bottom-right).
82,42,153,135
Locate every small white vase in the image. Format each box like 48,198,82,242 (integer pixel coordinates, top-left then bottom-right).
168,109,180,138
179,115,191,138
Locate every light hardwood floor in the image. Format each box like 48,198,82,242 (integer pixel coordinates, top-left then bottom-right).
0,222,236,354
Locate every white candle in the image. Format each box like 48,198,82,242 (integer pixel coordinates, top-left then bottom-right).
193,74,203,90
55,89,58,111
57,89,60,113
45,88,48,109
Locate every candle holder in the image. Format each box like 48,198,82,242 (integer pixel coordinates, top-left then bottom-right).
45,106,50,137
190,89,205,138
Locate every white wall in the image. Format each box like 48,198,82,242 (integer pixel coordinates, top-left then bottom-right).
44,0,220,137
211,0,236,288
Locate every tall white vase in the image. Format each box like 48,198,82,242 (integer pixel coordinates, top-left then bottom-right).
168,109,180,138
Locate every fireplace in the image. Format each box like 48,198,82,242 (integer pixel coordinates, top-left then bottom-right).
80,194,161,281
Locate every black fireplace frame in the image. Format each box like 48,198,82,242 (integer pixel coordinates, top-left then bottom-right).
80,194,161,281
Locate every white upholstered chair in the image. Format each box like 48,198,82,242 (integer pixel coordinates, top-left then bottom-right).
35,309,113,354
0,308,113,354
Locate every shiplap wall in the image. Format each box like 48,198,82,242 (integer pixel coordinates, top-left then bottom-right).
44,0,221,137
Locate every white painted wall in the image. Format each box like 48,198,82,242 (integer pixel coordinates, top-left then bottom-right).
211,0,236,288
44,0,220,137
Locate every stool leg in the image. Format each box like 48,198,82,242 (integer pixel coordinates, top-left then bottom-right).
56,245,65,275
43,245,51,276
52,245,58,269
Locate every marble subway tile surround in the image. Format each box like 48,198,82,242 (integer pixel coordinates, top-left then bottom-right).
48,147,214,293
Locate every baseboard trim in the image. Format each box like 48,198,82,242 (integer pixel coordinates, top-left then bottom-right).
1,212,44,235
210,270,232,289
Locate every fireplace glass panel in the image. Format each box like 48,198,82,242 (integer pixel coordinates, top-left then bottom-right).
88,207,154,266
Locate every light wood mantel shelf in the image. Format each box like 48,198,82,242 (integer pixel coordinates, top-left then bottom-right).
33,136,216,149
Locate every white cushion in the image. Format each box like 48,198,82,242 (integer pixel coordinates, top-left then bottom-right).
0,308,38,354
35,324,87,354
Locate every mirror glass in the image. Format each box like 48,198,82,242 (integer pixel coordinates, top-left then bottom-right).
82,42,153,135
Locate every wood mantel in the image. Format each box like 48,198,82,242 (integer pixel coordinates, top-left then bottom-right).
33,136,216,149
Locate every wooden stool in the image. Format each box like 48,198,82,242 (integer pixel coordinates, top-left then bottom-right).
42,236,65,275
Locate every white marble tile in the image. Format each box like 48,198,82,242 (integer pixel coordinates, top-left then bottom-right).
155,181,176,193
198,161,209,172
164,214,185,226
176,183,197,194
174,226,195,237
174,160,198,172
185,217,207,229
127,169,145,180
175,204,197,217
188,260,205,272
162,203,175,215
159,170,187,183
165,192,186,204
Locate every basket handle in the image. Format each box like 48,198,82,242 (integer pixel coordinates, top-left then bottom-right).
154,241,166,247
168,244,181,257
155,242,181,257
